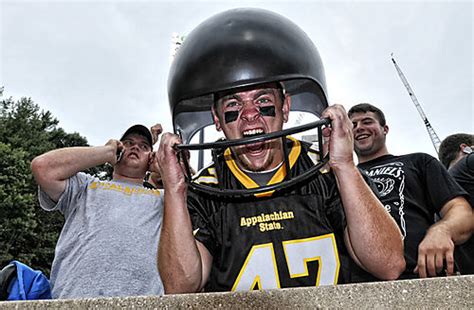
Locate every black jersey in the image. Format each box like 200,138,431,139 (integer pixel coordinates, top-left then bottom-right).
358,153,468,279
188,137,353,292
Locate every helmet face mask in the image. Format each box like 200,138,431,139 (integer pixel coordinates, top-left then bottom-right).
176,117,330,197
168,8,330,197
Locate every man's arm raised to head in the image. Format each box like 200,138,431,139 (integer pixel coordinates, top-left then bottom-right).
31,141,120,202
157,133,212,293
322,104,405,280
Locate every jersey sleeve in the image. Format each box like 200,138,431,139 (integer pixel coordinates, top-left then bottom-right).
323,173,347,233
187,190,218,256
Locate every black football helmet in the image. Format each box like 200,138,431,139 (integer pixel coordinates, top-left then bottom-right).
168,8,330,197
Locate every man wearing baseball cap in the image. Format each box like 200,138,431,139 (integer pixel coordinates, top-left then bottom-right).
31,123,164,299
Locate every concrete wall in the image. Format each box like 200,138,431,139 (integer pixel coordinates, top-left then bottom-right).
1,275,473,309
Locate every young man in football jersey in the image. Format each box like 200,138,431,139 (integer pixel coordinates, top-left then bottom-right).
349,103,473,279
158,84,406,292
157,9,405,293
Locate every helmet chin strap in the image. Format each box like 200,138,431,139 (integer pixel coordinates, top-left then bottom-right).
224,105,276,124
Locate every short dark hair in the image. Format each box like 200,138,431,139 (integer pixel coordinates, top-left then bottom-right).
348,103,386,127
438,133,474,168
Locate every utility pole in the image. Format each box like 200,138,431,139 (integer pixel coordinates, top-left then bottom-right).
391,54,441,153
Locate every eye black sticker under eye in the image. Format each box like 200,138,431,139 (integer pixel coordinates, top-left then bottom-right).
260,106,276,117
224,110,239,123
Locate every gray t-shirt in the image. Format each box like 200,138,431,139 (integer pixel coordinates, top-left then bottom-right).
39,172,164,299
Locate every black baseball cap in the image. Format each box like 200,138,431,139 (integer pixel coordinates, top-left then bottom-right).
120,124,153,147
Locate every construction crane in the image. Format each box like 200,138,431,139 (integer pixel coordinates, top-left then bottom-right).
391,54,441,153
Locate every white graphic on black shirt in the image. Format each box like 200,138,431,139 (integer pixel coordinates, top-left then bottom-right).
364,162,407,239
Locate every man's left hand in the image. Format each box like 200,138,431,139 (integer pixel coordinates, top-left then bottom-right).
320,104,354,170
151,123,163,145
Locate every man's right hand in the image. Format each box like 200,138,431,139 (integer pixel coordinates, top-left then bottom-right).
157,133,212,293
157,133,187,193
105,139,124,166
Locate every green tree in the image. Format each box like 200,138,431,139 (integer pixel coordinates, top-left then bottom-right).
0,96,110,275
0,143,37,265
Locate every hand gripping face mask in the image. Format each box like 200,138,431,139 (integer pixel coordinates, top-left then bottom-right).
168,8,331,197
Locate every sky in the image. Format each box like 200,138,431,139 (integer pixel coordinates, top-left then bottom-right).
1,0,472,164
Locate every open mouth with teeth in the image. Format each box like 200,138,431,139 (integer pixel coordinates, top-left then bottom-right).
241,128,266,153
355,134,370,141
243,128,264,137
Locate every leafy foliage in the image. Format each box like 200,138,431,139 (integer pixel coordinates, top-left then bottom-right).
0,143,37,265
0,96,110,275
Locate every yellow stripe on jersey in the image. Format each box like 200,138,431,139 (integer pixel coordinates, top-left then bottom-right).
193,164,219,185
208,167,217,177
224,136,301,198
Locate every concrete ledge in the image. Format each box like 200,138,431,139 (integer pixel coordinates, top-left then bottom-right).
1,275,472,309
